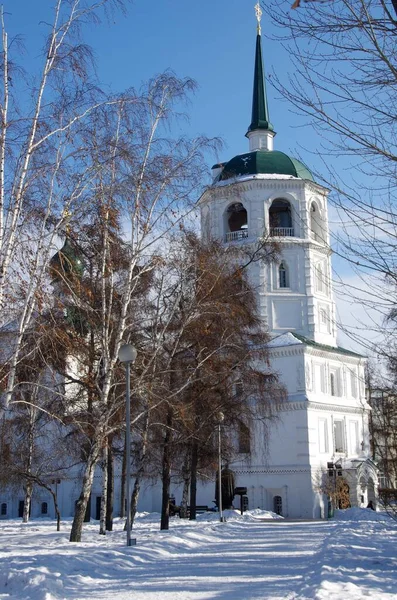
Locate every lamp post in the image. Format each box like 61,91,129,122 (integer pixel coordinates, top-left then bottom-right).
118,343,137,546
218,412,226,523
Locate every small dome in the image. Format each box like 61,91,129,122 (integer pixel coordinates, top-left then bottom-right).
50,238,84,281
217,150,314,182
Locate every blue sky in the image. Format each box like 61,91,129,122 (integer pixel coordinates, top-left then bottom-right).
6,0,317,166
4,0,375,353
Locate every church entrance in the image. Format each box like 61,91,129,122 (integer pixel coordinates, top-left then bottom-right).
273,495,282,515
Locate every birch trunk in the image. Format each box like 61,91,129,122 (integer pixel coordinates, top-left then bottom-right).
22,482,33,523
99,441,108,535
180,454,191,519
69,441,101,542
22,404,35,523
160,407,173,531
189,440,198,521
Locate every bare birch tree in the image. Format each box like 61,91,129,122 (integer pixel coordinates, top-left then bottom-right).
36,74,218,542
0,0,130,410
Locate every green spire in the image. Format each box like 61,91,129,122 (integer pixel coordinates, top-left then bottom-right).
246,31,274,135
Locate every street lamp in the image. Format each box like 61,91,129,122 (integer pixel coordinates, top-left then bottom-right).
118,343,137,546
218,412,226,523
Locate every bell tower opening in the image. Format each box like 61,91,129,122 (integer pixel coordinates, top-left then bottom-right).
224,202,248,242
310,202,325,242
269,199,293,237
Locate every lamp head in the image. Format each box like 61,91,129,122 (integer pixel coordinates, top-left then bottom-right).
118,344,137,364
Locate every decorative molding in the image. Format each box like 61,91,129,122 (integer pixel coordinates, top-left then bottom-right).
277,401,308,412
305,347,364,363
307,401,369,414
231,467,312,475
268,347,305,358
205,177,328,197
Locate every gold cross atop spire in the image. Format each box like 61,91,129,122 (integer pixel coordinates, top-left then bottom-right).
62,207,71,234
255,2,262,35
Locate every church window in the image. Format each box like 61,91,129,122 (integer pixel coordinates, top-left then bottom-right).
279,262,289,288
329,369,340,396
224,203,248,242
330,373,336,396
349,421,360,455
318,419,329,453
269,199,294,237
41,502,48,515
334,420,346,453
310,202,324,242
273,495,283,515
1,503,7,516
316,264,324,293
238,421,251,454
350,372,357,398
320,365,326,393
319,306,331,333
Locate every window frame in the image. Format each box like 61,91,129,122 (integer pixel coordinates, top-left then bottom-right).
318,418,329,453
334,419,346,454
278,261,289,289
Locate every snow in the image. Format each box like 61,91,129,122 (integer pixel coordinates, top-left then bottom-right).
267,332,303,348
0,508,396,599
213,173,298,187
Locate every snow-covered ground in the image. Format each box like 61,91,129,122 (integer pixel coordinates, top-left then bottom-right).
0,508,396,600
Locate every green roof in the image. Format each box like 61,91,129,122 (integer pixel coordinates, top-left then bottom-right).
292,333,365,358
50,238,84,280
218,150,314,182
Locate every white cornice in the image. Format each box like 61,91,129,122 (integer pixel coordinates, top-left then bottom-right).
200,177,329,198
307,401,369,414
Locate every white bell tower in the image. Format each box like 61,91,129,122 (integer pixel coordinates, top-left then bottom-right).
198,4,376,521
199,6,337,347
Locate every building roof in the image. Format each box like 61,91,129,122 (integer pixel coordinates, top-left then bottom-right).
268,331,365,358
218,150,314,182
49,238,84,280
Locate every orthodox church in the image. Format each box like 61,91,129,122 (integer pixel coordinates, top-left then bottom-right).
196,5,378,518
0,6,378,523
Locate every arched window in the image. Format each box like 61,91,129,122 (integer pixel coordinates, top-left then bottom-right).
310,202,324,242
1,503,7,516
41,502,48,515
238,421,251,454
273,495,283,515
269,199,293,237
224,202,248,242
279,262,289,288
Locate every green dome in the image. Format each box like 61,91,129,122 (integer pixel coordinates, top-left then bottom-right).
50,238,84,281
218,150,314,182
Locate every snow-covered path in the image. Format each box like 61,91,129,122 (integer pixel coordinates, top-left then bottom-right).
0,509,396,600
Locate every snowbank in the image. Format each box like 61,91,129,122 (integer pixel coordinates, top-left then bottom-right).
0,511,396,599
333,507,393,522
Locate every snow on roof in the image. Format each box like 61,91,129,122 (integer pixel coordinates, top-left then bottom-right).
267,332,303,348
213,173,297,187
